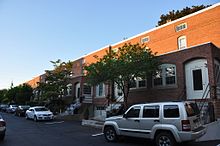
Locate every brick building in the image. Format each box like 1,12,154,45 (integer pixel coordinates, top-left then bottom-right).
26,3,220,120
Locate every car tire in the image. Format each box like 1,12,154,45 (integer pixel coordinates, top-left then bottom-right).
155,132,176,146
25,114,29,120
34,116,38,122
0,134,5,140
104,126,118,142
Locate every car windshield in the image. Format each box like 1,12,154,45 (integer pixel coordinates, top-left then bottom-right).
35,107,48,112
185,102,200,117
20,105,30,109
12,105,17,107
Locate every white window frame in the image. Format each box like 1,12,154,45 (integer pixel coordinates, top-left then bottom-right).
130,77,147,89
153,64,177,88
141,36,150,44
66,83,72,96
176,23,187,32
83,83,92,96
214,59,220,95
95,83,105,98
178,36,187,50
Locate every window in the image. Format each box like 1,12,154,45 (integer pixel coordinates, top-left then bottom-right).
185,103,200,117
96,106,105,110
126,106,141,118
164,105,180,118
67,84,72,96
130,77,147,89
176,23,187,32
143,105,159,118
96,83,105,97
178,36,187,49
153,64,176,87
214,60,220,86
83,84,92,95
141,36,150,44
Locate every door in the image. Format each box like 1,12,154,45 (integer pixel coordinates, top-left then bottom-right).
185,59,209,99
139,105,160,139
117,106,141,137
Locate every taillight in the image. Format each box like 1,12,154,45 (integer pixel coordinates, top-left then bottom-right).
0,121,6,127
182,120,191,131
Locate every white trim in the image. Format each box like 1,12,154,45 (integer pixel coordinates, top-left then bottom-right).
141,36,150,44
109,3,219,48
176,23,187,32
178,35,187,50
159,42,212,56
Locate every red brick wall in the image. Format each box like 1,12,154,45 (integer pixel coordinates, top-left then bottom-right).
127,43,219,106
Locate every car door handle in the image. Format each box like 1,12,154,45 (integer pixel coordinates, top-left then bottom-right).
154,120,160,122
134,119,140,122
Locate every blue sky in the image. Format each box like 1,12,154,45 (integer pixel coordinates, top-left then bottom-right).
0,0,218,89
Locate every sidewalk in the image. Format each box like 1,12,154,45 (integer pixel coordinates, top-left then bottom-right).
198,120,220,141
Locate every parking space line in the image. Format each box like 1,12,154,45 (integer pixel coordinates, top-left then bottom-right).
45,121,64,125
92,133,103,137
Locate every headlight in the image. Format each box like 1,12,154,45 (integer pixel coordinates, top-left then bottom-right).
37,114,43,116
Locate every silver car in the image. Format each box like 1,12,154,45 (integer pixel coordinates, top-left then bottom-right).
103,101,206,146
0,115,6,140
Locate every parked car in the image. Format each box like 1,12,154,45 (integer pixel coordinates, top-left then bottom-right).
6,105,18,113
0,104,8,112
0,114,6,140
25,106,54,121
15,105,30,117
103,101,206,146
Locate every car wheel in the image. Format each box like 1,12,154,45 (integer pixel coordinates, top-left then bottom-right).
34,116,38,122
0,134,5,140
155,132,176,146
25,114,29,120
104,126,117,142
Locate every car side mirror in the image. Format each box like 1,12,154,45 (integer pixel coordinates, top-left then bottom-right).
123,113,127,118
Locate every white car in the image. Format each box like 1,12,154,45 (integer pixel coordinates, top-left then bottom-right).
25,106,54,121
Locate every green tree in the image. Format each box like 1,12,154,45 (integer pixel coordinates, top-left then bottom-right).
0,89,8,103
5,87,18,103
84,43,160,108
157,5,210,26
38,59,73,103
15,84,33,104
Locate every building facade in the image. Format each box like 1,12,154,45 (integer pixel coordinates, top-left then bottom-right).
25,3,220,120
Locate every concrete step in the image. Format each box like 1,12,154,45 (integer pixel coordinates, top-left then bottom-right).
81,119,104,128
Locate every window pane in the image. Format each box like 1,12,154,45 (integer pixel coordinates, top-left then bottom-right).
143,105,159,118
138,80,146,87
185,103,200,117
193,69,203,90
83,85,91,95
164,105,180,118
165,66,176,85
130,79,137,88
178,37,186,49
126,107,140,118
99,84,103,96
154,69,162,86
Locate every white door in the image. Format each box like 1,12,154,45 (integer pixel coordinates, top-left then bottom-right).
185,59,209,99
